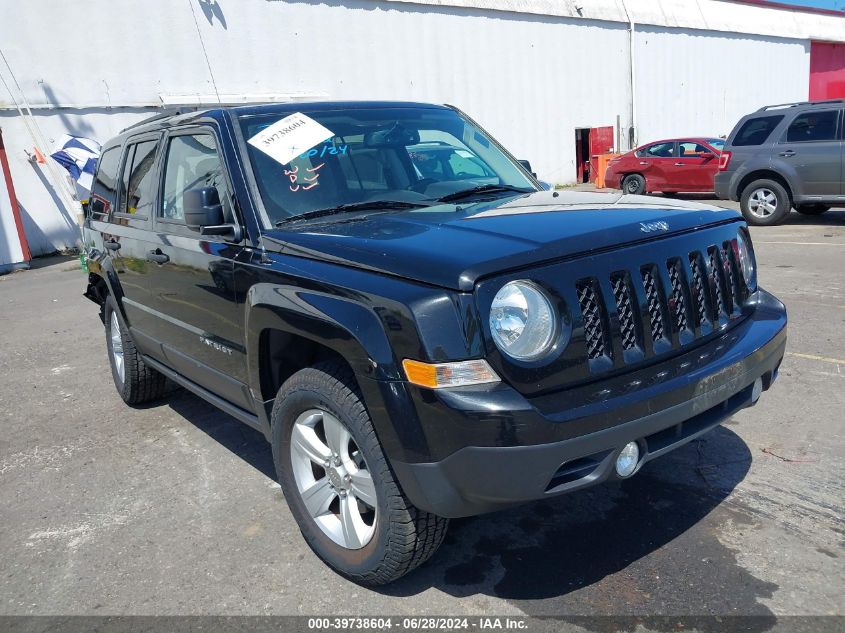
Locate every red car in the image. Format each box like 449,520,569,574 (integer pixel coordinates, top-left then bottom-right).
604,137,724,195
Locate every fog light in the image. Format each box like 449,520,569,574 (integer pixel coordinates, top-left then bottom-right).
752,377,763,403
615,442,640,477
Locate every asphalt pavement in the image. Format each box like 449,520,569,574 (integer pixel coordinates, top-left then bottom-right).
0,199,842,629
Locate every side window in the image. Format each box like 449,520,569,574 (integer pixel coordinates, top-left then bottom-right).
733,115,783,146
89,147,121,219
784,110,838,143
161,134,229,222
638,142,675,158
117,140,159,217
679,142,713,157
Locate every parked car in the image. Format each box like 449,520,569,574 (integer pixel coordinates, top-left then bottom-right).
715,99,845,225
605,137,724,195
83,102,786,585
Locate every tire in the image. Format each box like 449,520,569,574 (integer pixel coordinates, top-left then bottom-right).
795,204,830,216
271,361,448,585
740,179,791,226
622,173,646,195
104,295,168,405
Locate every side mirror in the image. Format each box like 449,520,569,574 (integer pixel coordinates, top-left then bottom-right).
518,159,537,178
701,153,715,162
184,187,224,229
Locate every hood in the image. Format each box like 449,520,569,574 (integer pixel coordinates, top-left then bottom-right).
263,190,741,291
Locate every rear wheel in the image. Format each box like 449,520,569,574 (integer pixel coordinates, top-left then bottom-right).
622,173,646,195
795,204,830,216
271,361,448,585
740,179,791,226
104,295,168,404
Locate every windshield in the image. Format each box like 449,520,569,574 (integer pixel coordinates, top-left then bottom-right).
238,106,536,226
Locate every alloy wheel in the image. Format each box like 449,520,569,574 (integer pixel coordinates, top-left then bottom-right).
289,409,377,549
748,188,778,218
110,311,125,383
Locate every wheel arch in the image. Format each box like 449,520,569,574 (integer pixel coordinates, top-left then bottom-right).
737,170,793,203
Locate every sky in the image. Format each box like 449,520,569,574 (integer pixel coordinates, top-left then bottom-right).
770,0,844,10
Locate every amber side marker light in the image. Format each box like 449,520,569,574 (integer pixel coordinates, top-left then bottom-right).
402,359,500,389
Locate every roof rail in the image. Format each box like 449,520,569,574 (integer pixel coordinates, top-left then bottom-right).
120,110,181,134
757,99,845,111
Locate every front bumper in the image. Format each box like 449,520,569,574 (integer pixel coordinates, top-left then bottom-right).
391,290,786,518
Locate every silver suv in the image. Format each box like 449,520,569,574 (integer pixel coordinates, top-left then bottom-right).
715,99,844,225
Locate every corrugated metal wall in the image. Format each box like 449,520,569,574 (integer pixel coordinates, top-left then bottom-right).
0,0,835,255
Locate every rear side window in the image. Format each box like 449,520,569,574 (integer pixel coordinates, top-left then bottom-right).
89,147,121,219
637,142,675,158
784,110,839,143
732,115,783,146
117,140,159,217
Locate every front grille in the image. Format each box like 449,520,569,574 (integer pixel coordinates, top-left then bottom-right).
576,281,606,360
573,242,743,370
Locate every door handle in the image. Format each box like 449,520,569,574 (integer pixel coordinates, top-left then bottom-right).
103,239,121,251
779,150,795,157
146,250,170,265
639,161,648,165
674,162,684,166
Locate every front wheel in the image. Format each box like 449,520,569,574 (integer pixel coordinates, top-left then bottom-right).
271,361,448,585
740,179,791,226
795,204,830,216
622,173,646,195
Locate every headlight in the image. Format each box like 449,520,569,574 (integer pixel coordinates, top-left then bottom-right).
736,230,756,289
490,281,557,361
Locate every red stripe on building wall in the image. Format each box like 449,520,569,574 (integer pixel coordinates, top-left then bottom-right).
0,128,32,263
809,42,845,100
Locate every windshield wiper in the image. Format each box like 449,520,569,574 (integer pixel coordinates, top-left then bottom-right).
436,184,534,203
275,200,429,226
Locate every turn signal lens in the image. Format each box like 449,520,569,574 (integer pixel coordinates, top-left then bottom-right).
402,359,500,389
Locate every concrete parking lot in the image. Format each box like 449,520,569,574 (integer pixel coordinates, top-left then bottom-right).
0,201,843,626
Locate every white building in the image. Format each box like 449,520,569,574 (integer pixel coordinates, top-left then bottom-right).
0,0,843,261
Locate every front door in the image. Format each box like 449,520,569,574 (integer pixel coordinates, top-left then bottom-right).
774,108,843,197
145,128,251,409
671,141,718,191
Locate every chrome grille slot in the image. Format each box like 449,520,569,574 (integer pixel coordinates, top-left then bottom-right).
688,252,710,327
666,259,689,334
576,280,608,360
707,247,726,319
641,266,667,344
611,273,638,351
721,241,737,314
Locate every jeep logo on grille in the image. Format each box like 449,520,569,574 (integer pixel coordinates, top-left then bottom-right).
640,221,669,233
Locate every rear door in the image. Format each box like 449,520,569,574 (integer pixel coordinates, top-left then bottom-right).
96,136,161,344
672,141,719,191
774,108,842,197
635,141,676,191
144,127,252,409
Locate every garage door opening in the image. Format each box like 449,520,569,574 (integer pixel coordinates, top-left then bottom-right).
575,126,615,184
575,128,591,183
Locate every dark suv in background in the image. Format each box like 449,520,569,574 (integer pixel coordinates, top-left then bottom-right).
715,99,844,225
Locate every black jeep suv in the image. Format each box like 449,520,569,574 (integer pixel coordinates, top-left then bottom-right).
83,102,786,585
